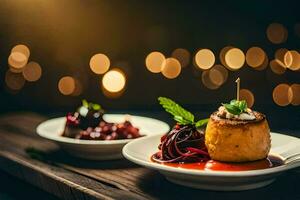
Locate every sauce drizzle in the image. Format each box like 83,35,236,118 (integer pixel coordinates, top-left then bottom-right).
151,154,283,171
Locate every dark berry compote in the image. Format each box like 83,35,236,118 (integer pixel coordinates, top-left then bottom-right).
63,100,142,140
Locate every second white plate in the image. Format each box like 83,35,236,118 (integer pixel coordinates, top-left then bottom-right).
36,114,170,160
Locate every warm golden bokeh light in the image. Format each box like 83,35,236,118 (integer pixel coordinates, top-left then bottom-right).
9,66,23,73
161,58,181,79
224,48,245,70
11,44,30,58
171,48,190,67
102,69,126,92
201,70,219,90
283,51,293,67
239,89,255,108
102,85,124,98
195,49,215,70
272,84,293,106
208,69,222,86
208,64,228,87
266,23,288,44
290,84,300,106
5,70,25,90
72,79,83,96
275,48,288,62
252,54,268,71
145,51,165,73
284,50,300,71
22,62,42,82
220,46,233,67
8,52,28,69
274,48,288,69
246,47,266,68
89,53,110,74
270,59,286,74
58,76,76,95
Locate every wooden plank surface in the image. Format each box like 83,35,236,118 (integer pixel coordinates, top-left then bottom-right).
0,113,300,200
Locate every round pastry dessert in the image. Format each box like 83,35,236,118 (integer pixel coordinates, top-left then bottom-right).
205,101,271,162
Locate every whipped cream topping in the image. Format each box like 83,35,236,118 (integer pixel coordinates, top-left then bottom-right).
217,106,256,120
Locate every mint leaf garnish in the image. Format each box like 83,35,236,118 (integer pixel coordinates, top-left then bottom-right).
195,118,209,128
80,99,102,111
82,99,89,108
92,103,101,111
223,99,248,115
158,97,194,124
158,97,208,128
223,103,241,115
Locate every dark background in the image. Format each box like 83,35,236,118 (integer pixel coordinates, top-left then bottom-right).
0,1,299,199
0,0,299,132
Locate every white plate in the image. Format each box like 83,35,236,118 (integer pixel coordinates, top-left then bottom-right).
36,114,170,160
123,132,300,191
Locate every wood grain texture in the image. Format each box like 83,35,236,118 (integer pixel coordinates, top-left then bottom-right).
0,113,300,200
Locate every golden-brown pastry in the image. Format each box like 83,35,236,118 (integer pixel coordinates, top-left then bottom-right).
205,107,271,162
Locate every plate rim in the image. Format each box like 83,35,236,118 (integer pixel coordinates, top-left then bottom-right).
36,114,170,145
122,132,300,177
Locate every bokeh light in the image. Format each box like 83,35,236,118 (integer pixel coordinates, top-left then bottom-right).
201,70,219,90
284,50,300,71
246,47,266,68
22,61,42,82
9,66,23,73
89,53,110,74
72,79,83,96
8,52,28,69
102,69,126,92
195,49,215,70
11,44,30,58
270,59,286,74
239,89,255,108
275,48,288,66
161,58,181,79
290,84,300,106
266,23,288,44
220,46,233,67
171,48,190,67
283,51,293,67
255,54,269,71
102,85,125,99
224,48,245,70
5,70,25,90
145,51,165,73
58,76,76,95
208,64,228,87
272,84,293,106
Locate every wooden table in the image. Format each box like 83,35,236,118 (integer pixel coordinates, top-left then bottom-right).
0,113,300,200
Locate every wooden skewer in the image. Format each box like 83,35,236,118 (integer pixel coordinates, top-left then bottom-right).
235,77,240,101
